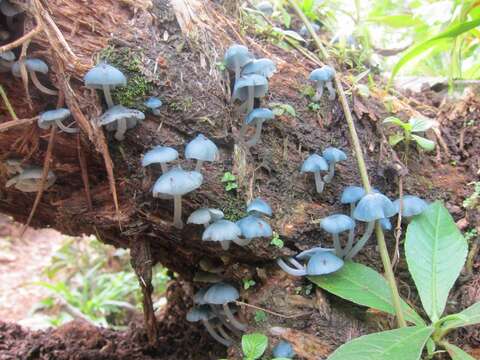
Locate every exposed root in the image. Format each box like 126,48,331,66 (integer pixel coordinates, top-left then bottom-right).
0,117,38,132
0,24,43,53
0,85,18,120
77,134,93,211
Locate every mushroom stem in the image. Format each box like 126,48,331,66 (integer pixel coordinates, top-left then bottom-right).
30,71,58,95
343,203,357,256
313,171,325,193
246,86,254,114
114,118,127,141
160,163,168,173
323,163,336,183
55,119,79,133
345,221,375,260
223,303,247,331
210,306,242,336
287,257,305,270
245,120,263,147
332,233,342,256
232,237,251,246
234,64,241,81
312,81,324,102
276,258,307,276
173,194,184,229
325,80,336,100
201,319,232,347
216,324,234,341
220,240,231,250
195,160,203,172
102,84,115,108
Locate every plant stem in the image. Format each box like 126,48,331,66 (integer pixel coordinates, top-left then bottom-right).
288,0,406,328
0,85,18,120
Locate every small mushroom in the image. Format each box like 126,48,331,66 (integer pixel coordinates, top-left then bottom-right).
276,256,308,276
272,340,295,359
246,197,272,217
340,186,366,255
99,105,145,141
241,108,275,147
0,50,14,72
299,23,321,37
187,208,224,228
1,1,23,28
186,305,232,347
308,65,336,101
393,195,428,218
320,214,356,256
38,108,79,134
185,134,219,172
194,288,209,305
379,217,392,231
346,192,396,260
12,58,58,95
202,219,241,250
6,167,56,192
153,167,203,229
301,154,328,193
306,251,344,275
84,63,127,108
224,44,254,81
4,158,23,175
141,146,178,173
241,58,276,78
322,147,347,183
203,283,247,331
256,1,274,16
232,74,268,114
144,97,162,116
295,247,335,261
235,215,272,246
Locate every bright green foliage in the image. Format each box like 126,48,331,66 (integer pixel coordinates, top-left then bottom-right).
441,302,480,331
405,201,467,322
241,333,268,360
243,278,256,290
383,116,436,152
221,171,238,192
254,310,267,323
443,342,476,360
270,232,284,248
328,326,434,360
463,182,480,209
269,102,296,117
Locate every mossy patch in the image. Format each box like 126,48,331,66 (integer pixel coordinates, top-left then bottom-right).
220,194,246,222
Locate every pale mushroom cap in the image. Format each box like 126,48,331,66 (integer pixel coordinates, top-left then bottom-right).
232,74,268,102
152,167,203,197
12,59,49,77
194,288,208,305
188,208,224,225
17,167,55,181
185,134,219,162
322,147,347,164
272,340,295,359
38,108,71,129
203,283,239,305
202,220,241,242
393,195,428,217
353,193,396,222
84,63,127,89
241,58,276,78
224,44,254,72
245,108,274,126
0,1,23,17
340,185,366,204
295,247,335,261
0,50,15,62
99,105,145,126
306,251,344,275
309,65,335,82
144,97,162,109
246,197,272,217
186,305,216,322
141,146,178,167
320,214,355,234
301,154,328,172
236,215,272,240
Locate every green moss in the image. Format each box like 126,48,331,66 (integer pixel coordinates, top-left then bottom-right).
221,194,246,222
112,75,152,108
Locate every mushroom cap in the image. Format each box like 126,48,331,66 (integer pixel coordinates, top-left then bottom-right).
99,105,145,128
224,44,254,72
306,251,344,275
320,214,355,234
0,50,15,62
256,1,274,16
340,185,366,204
202,220,241,242
38,108,71,129
84,63,127,88
185,134,219,163
203,283,240,304
245,108,274,126
193,288,208,305
144,97,162,109
247,197,272,217
301,154,328,173
241,58,276,78
379,217,392,231
12,59,49,77
17,167,55,181
187,208,224,225
393,195,428,217
232,74,268,102
272,340,295,358
236,215,272,240
322,147,347,164
295,247,335,261
308,65,335,82
299,23,320,37
353,193,396,222
141,146,178,167
0,1,23,16
186,305,215,322
153,167,203,197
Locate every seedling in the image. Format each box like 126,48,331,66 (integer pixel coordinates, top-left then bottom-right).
243,278,256,290
254,310,267,323
270,232,284,248
308,102,320,112
383,116,436,154
269,102,296,117
221,171,238,192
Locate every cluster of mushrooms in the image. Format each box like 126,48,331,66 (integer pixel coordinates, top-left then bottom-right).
301,147,347,193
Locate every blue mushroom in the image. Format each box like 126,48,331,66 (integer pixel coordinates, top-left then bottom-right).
144,97,162,116
341,186,366,215
99,105,145,141
153,167,203,229
38,108,79,134
241,58,276,78
246,197,272,217
233,74,268,114
224,44,254,81
188,208,224,228
185,134,219,172
187,305,232,346
84,63,126,108
306,251,344,275
204,283,247,331
299,23,320,37
301,154,328,193
272,340,295,358
142,146,178,173
277,247,335,277
241,108,275,147
379,217,392,231
256,1,274,16
202,219,242,250
320,214,355,256
322,147,347,183
309,65,336,101
235,215,272,246
12,58,58,96
393,195,428,218
295,247,335,261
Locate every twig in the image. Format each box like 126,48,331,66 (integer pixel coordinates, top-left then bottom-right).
19,39,33,110
0,24,43,53
392,178,403,269
0,117,38,132
287,0,407,328
77,134,93,211
0,85,18,120
235,300,312,319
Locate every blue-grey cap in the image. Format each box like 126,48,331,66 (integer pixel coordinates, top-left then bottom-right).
340,186,366,204
379,217,392,231
84,63,127,89
308,65,335,82
0,1,23,17
301,154,328,173
245,108,274,126
232,74,268,102
144,97,162,109
353,193,396,222
256,1,274,16
0,50,14,62
241,58,276,78
295,247,334,261
38,108,71,129
306,251,344,275
185,134,219,162
246,197,272,217
320,214,355,234
153,167,203,197
203,283,240,304
299,23,320,37
186,305,215,322
202,219,241,242
188,208,224,225
393,195,428,217
99,105,145,128
272,340,295,358
224,44,254,72
322,147,347,164
12,59,49,77
142,146,178,167
194,288,208,305
236,215,272,240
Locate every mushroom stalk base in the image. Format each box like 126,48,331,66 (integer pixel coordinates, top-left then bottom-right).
246,86,254,114
246,121,263,147
325,80,336,100
345,221,375,260
160,163,168,173
223,303,247,331
30,71,58,95
313,171,325,193
202,319,232,347
173,195,184,229
55,119,79,133
232,237,250,246
343,203,356,255
312,81,324,102
220,240,231,250
277,258,306,276
115,119,127,141
323,164,335,183
332,233,342,257
102,85,115,109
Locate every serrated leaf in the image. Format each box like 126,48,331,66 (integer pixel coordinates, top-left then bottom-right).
405,201,468,322
443,342,476,360
389,133,405,147
309,262,425,326
409,116,436,132
442,301,480,331
328,326,434,360
411,134,435,151
242,333,268,360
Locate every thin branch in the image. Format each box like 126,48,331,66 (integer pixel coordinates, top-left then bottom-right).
0,85,18,120
235,301,312,319
0,117,38,132
0,24,42,53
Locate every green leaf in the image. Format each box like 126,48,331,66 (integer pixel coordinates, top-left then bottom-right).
241,333,268,360
405,201,468,322
409,116,436,132
309,262,425,326
366,14,424,28
389,134,405,147
221,172,236,182
390,18,480,82
327,326,434,360
442,302,480,330
383,116,407,128
411,135,436,151
443,342,476,360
